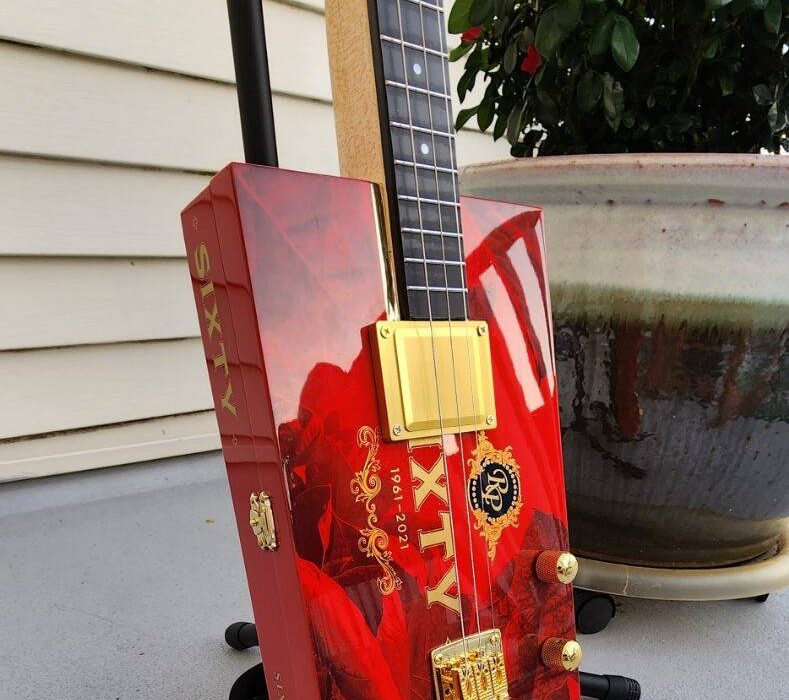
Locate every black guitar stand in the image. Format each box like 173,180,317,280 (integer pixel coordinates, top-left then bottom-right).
224,621,641,700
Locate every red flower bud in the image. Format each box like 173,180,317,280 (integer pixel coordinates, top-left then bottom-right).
461,26,483,43
520,45,542,75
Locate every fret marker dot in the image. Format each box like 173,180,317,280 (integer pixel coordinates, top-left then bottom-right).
412,62,423,76
420,143,430,155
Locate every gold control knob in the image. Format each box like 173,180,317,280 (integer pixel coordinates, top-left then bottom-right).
541,638,582,672
536,550,579,584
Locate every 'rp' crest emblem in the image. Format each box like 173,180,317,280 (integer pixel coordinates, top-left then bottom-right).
467,432,523,560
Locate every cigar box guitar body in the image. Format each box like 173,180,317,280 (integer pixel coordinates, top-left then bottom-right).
181,2,580,699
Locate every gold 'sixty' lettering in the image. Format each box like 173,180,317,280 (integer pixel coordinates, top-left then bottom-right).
410,445,460,615
194,242,237,418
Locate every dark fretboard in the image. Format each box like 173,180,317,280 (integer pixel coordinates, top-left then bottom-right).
373,0,467,321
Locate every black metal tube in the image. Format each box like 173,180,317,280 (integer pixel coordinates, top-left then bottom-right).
580,672,611,698
226,0,279,166
580,671,641,700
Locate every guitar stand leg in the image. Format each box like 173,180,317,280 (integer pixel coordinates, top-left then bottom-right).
580,671,641,700
225,622,267,700
574,588,617,635
223,622,642,699
225,621,259,650
228,662,267,700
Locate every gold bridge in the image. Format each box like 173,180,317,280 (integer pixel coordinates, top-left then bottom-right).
431,630,510,700
372,320,496,442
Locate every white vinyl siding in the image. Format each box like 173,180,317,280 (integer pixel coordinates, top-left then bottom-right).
0,0,509,481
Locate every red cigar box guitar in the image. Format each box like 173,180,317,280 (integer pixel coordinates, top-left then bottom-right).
181,1,581,698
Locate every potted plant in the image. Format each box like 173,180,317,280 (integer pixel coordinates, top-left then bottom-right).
452,0,789,596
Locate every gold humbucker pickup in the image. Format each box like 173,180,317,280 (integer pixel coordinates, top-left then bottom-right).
372,320,496,442
431,629,510,700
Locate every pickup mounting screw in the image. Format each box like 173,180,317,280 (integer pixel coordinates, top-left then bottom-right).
477,325,487,336
392,425,402,436
380,325,392,338
486,415,495,425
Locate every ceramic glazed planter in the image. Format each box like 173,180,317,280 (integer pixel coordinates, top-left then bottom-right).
462,154,789,571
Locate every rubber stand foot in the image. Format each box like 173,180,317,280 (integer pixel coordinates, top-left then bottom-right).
575,589,617,635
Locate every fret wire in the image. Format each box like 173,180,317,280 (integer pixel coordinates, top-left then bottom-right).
402,0,443,10
380,34,449,59
390,121,455,139
398,194,460,207
394,159,455,174
406,285,467,292
405,257,466,266
384,79,450,100
402,226,461,238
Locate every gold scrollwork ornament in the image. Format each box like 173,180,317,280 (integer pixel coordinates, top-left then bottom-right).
350,426,403,595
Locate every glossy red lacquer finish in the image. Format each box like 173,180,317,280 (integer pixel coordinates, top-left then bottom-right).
182,163,578,700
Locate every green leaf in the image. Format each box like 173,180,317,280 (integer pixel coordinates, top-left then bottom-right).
602,73,625,130
503,41,519,73
753,83,774,106
704,36,721,59
455,106,479,130
589,13,615,56
718,73,735,96
493,110,509,140
449,41,474,62
705,0,734,8
536,89,560,126
448,0,475,34
469,0,494,26
577,71,603,112
517,26,536,51
556,0,583,32
611,15,640,71
764,0,782,34
748,0,769,9
535,7,567,57
665,113,695,135
457,69,476,101
506,100,527,145
767,102,779,130
622,111,636,128
493,16,508,40
478,100,495,131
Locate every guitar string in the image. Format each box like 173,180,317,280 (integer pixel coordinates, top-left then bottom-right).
425,0,501,692
407,3,499,697
410,3,491,695
391,0,472,666
433,0,501,648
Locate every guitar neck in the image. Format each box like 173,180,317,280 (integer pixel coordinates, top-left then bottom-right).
327,0,467,321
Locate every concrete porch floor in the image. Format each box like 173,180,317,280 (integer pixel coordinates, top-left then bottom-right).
1,452,786,699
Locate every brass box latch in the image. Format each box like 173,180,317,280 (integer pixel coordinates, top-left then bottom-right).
372,320,496,442
431,629,510,700
249,491,277,551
